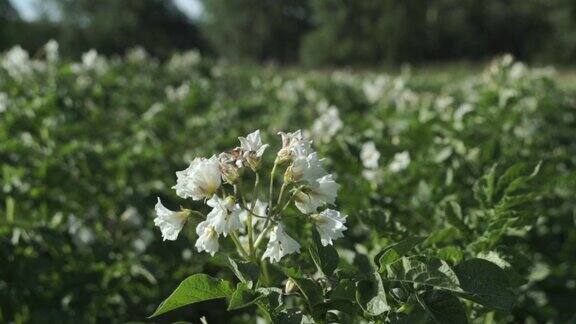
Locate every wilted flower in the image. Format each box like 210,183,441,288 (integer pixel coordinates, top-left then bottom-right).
206,195,243,237
173,155,222,200
389,151,411,172
360,141,380,169
218,150,243,184
262,223,301,263
294,174,340,214
154,198,190,241
276,130,312,163
311,209,347,246
239,129,269,170
195,220,220,256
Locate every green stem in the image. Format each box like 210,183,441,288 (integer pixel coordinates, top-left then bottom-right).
261,260,271,286
233,184,246,206
254,221,276,252
268,162,278,208
275,182,288,212
230,232,251,261
275,186,304,217
247,173,259,259
186,210,205,218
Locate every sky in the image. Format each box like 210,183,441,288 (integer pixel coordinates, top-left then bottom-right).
9,0,203,21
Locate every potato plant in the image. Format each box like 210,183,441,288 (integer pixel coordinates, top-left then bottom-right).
0,44,574,323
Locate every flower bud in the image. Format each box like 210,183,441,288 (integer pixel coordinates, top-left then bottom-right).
275,148,292,164
284,278,299,294
224,195,236,207
283,167,295,184
317,277,335,293
309,213,323,224
245,152,262,172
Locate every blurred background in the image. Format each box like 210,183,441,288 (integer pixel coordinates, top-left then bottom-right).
2,0,576,66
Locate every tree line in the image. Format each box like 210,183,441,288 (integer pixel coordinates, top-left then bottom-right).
1,0,576,65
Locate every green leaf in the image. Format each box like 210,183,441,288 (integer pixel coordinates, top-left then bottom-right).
256,287,284,315
473,164,498,207
288,276,324,308
149,274,233,317
330,279,356,301
384,257,461,293
309,229,339,276
417,290,468,324
227,257,260,288
454,258,516,311
228,282,268,310
437,246,463,265
315,299,356,315
355,275,390,316
271,308,303,324
375,236,427,272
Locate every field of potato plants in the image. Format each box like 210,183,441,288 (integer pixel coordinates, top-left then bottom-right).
1,44,575,323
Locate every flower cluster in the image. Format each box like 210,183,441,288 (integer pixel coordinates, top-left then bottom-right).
154,130,346,263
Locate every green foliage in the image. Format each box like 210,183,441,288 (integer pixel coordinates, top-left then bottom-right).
0,48,574,323
150,274,233,317
309,229,339,275
454,258,515,311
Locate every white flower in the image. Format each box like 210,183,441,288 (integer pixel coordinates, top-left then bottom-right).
2,46,32,79
173,155,222,200
362,169,383,184
286,152,327,184
294,174,340,214
360,141,380,169
239,129,269,158
262,223,301,263
311,209,347,246
206,195,243,237
238,129,269,169
277,130,312,163
363,75,389,103
195,220,220,256
239,199,268,227
0,92,8,113
67,215,95,248
154,198,189,241
167,50,201,72
44,40,59,63
165,82,190,102
389,151,411,172
126,47,148,63
310,107,343,144
82,50,99,68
